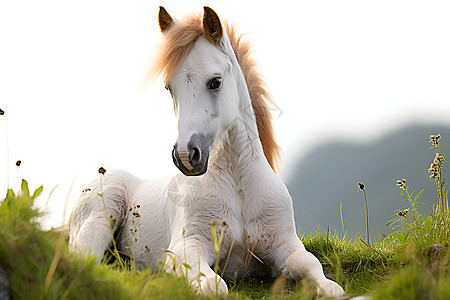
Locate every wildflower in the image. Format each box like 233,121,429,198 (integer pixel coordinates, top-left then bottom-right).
98,167,107,175
15,160,21,167
0,108,4,115
396,178,407,190
429,134,441,146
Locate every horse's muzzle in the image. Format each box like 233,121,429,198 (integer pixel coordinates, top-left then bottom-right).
172,134,213,176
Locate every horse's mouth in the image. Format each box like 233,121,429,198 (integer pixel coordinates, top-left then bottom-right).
172,146,209,176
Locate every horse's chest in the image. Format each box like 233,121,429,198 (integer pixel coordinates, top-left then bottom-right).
218,217,275,279
221,200,274,256
218,191,264,237
204,183,279,263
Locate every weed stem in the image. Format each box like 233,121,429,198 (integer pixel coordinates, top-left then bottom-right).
358,182,370,245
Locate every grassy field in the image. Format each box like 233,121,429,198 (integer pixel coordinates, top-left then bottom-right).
1,135,450,299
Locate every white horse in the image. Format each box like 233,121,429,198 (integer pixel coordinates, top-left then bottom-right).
68,7,345,297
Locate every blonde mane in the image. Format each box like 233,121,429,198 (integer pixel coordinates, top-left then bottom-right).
150,13,281,172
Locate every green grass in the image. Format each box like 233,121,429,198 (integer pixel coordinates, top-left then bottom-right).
2,181,450,300
2,134,450,299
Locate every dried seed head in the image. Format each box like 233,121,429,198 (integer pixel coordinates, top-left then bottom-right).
15,160,21,167
98,167,107,175
0,108,4,115
358,182,365,190
429,134,441,146
82,188,91,193
396,179,407,190
435,153,444,163
429,153,443,179
397,208,409,218
429,171,438,179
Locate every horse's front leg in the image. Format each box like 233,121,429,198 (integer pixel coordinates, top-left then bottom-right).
286,249,345,298
165,239,228,296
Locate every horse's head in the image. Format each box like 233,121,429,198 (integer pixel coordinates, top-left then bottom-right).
158,7,241,176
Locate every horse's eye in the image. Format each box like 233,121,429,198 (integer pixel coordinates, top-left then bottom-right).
208,77,222,90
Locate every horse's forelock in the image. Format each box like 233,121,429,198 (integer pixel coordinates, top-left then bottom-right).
150,13,203,82
149,13,281,173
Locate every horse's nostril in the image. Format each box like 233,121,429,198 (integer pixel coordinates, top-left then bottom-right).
189,146,201,166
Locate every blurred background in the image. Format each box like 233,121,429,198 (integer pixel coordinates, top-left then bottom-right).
1,1,449,237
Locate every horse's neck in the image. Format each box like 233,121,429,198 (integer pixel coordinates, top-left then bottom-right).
211,101,270,184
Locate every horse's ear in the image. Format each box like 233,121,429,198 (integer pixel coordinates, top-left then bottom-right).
158,6,174,33
203,7,223,45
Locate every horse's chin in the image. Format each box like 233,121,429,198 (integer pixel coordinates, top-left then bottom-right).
178,163,208,176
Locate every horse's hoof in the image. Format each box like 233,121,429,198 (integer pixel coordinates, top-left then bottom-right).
317,278,345,298
193,273,228,296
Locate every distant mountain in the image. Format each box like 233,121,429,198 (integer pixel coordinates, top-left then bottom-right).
286,124,450,238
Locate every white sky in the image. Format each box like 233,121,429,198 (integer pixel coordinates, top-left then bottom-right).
1,1,450,228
